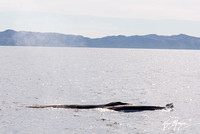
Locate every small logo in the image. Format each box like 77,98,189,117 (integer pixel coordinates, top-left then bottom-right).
162,116,199,132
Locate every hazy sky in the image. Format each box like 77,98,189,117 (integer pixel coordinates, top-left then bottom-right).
1,0,200,37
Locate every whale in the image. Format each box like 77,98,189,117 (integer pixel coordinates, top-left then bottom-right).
27,102,130,109
107,103,174,112
27,102,173,112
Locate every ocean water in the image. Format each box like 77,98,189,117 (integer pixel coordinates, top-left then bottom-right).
0,46,200,134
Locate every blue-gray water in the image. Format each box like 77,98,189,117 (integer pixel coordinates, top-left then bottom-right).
0,46,200,134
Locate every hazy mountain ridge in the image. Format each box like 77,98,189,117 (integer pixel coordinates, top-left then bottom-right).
1,29,200,49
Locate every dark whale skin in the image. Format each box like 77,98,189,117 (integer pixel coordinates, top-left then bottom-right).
27,102,130,109
27,102,173,112
108,106,165,112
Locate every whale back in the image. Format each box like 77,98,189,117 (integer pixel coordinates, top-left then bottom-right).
104,102,130,107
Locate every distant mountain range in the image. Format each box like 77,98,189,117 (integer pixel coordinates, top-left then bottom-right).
1,29,200,49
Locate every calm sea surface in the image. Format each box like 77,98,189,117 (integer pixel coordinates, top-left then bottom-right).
0,46,200,134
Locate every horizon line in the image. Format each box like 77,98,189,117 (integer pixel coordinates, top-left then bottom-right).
1,29,199,39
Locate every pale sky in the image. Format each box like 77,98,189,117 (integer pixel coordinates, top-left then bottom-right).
1,0,200,37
